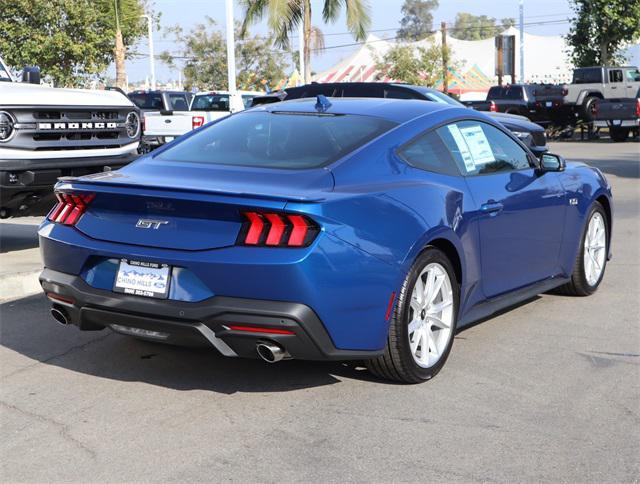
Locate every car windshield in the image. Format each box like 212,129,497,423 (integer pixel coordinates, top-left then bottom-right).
192,94,230,111
156,111,397,169
415,89,464,107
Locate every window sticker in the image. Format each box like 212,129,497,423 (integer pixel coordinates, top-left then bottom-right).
459,125,495,166
446,124,476,172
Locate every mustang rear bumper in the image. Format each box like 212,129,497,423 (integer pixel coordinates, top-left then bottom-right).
39,268,383,361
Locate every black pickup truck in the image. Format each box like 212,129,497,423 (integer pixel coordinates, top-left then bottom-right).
594,89,640,142
463,84,566,124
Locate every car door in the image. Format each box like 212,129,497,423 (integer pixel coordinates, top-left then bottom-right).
436,120,566,298
607,69,624,98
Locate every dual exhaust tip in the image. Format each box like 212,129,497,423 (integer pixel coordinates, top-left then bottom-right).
51,308,289,364
256,342,287,363
50,308,69,326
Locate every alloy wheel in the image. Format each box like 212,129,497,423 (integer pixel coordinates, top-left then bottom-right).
407,263,454,368
583,212,606,286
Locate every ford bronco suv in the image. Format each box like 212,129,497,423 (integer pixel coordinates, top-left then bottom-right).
0,56,140,217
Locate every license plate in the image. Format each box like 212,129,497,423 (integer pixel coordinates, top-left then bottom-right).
545,101,552,107
164,136,175,142
612,120,622,126
114,259,171,299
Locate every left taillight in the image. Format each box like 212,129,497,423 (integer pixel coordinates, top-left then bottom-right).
47,191,95,226
238,211,320,248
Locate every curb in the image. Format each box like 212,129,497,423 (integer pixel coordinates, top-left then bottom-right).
0,270,42,303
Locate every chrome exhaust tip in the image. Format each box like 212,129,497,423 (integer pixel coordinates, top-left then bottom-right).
50,308,69,326
256,342,286,363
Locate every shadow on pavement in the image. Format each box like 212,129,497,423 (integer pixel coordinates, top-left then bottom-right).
0,294,390,394
0,223,40,252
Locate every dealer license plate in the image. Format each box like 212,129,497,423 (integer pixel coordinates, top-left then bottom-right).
114,259,171,299
545,101,552,107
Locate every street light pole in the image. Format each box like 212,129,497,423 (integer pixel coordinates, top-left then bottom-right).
141,15,155,90
519,0,525,83
298,7,305,86
225,0,238,109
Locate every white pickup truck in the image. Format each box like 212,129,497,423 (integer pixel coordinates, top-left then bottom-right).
0,56,140,217
141,90,261,151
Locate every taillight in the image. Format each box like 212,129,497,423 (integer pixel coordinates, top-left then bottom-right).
636,99,640,117
47,191,95,226
561,88,568,96
489,101,497,112
192,115,205,130
141,115,146,134
238,211,319,247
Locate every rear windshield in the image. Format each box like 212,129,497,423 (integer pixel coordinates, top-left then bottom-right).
487,86,522,100
156,111,397,169
192,94,230,111
129,93,164,109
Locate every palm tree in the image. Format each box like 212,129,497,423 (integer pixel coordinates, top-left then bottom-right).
240,0,371,84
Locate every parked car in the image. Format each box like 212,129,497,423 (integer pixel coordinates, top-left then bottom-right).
462,84,566,124
251,82,549,157
594,89,640,142
141,90,261,151
128,90,193,114
561,66,640,122
39,97,612,383
0,56,140,218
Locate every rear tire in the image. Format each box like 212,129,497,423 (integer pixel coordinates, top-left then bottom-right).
367,248,459,383
582,96,599,123
610,127,630,142
555,202,608,296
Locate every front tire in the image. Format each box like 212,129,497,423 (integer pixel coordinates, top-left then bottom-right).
367,248,459,383
556,202,608,296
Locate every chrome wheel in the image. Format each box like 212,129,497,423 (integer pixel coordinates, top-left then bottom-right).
408,263,454,368
583,212,606,286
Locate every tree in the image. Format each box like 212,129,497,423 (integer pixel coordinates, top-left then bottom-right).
566,0,640,66
240,0,371,84
0,0,150,87
397,0,439,41
100,0,148,90
161,18,287,91
451,13,515,41
374,42,455,87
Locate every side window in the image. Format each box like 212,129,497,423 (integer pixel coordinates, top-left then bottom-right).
626,69,640,82
436,121,531,176
385,87,418,99
397,131,460,176
608,70,623,83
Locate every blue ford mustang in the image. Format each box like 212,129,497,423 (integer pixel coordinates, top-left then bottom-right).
39,97,613,383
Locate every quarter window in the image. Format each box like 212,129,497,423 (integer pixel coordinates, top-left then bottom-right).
436,121,531,176
398,131,460,176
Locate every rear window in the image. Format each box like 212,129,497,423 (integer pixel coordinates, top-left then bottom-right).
129,93,164,109
573,68,603,84
156,111,396,169
488,86,522,100
192,94,230,111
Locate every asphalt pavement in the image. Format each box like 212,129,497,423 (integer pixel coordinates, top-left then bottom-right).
1,140,639,483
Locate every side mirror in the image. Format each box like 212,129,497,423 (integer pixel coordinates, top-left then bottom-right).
22,66,41,84
537,153,566,173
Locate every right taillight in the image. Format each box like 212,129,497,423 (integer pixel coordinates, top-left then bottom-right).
192,115,205,130
238,211,319,247
47,191,95,226
636,99,640,117
489,101,497,112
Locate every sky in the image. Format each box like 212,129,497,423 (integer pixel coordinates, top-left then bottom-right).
111,0,576,83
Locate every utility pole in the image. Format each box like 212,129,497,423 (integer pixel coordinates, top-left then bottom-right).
441,22,448,94
519,0,524,83
141,15,155,90
225,0,238,110
298,5,305,86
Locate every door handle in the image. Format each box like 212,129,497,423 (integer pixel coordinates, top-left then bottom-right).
480,201,504,214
